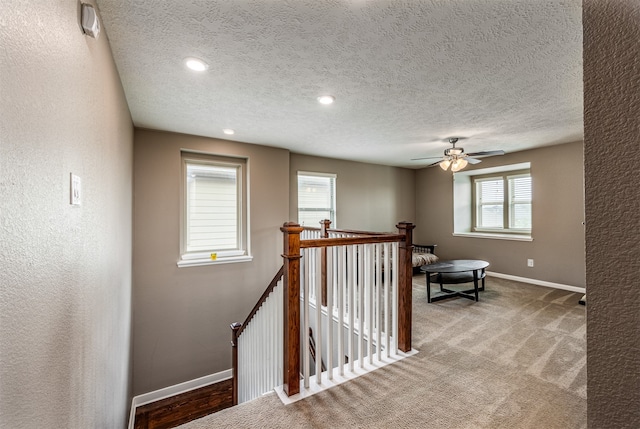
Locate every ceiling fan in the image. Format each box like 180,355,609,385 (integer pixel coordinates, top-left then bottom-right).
412,137,505,171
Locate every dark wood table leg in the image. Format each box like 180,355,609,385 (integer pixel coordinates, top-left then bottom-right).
426,271,432,303
473,270,479,301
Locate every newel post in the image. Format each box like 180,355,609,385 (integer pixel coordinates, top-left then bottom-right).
281,222,304,396
320,219,331,306
396,221,415,352
230,322,241,405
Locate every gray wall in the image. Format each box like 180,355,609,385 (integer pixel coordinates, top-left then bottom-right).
132,147,415,395
0,1,134,428
133,129,289,395
416,141,585,288
584,1,640,428
290,154,416,232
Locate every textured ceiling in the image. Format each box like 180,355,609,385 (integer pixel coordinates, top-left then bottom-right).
95,0,583,168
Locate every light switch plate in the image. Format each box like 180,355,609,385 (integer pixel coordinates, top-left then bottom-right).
70,174,82,206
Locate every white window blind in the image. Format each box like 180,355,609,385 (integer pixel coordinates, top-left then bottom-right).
473,170,531,233
509,175,532,229
297,173,336,227
186,163,239,252
477,178,504,228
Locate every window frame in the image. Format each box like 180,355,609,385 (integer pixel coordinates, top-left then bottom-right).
297,171,337,228
178,152,251,267
471,169,532,235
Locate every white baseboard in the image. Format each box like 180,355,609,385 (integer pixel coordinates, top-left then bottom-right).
127,369,233,429
487,271,585,294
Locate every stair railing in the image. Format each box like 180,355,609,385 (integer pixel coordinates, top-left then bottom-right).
231,221,414,404
230,266,284,405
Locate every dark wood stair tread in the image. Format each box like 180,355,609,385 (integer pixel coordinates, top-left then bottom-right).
134,379,233,429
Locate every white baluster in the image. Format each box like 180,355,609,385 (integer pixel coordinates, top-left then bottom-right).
265,296,270,390
348,245,356,372
358,244,365,369
384,242,390,358
238,334,243,403
327,246,334,380
365,243,373,364
277,278,283,384
338,245,345,376
315,247,322,384
392,242,398,355
303,248,310,389
376,243,382,361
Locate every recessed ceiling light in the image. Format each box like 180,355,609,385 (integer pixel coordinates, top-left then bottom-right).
317,95,335,105
223,128,235,135
184,57,209,72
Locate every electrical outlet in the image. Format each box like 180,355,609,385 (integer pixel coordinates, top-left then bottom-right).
527,259,534,267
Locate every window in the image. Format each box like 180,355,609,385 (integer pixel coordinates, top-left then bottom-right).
178,152,250,267
297,172,336,227
453,163,532,241
473,171,531,233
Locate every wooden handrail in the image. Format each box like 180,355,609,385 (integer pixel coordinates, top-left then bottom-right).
235,265,285,338
301,234,405,248
303,226,397,236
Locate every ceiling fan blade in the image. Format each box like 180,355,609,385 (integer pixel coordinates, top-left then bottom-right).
465,150,505,157
410,156,444,161
425,160,443,168
466,156,482,164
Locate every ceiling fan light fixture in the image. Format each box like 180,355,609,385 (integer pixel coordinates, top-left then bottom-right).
439,159,451,170
451,158,468,172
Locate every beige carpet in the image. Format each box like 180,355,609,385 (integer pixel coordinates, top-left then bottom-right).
179,276,587,429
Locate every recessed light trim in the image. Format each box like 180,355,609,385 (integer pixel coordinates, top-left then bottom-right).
223,128,235,135
317,95,335,105
184,57,209,72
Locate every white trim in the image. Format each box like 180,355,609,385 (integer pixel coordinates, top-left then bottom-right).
452,232,533,241
182,249,247,260
177,255,253,267
454,162,531,177
127,369,233,429
297,170,337,179
274,348,418,405
486,271,585,294
128,397,138,429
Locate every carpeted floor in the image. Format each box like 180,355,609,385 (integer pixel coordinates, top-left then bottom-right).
179,275,587,429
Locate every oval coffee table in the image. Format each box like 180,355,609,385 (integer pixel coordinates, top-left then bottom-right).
420,260,489,303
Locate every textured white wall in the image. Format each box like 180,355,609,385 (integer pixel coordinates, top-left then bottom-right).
583,1,640,428
0,1,133,428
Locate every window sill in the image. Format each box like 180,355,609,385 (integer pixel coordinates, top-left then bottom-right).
177,255,253,268
452,232,533,242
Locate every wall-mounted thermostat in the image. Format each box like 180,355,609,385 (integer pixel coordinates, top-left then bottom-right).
70,174,82,206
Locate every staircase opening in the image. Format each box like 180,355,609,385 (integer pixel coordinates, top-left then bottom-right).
231,221,417,405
